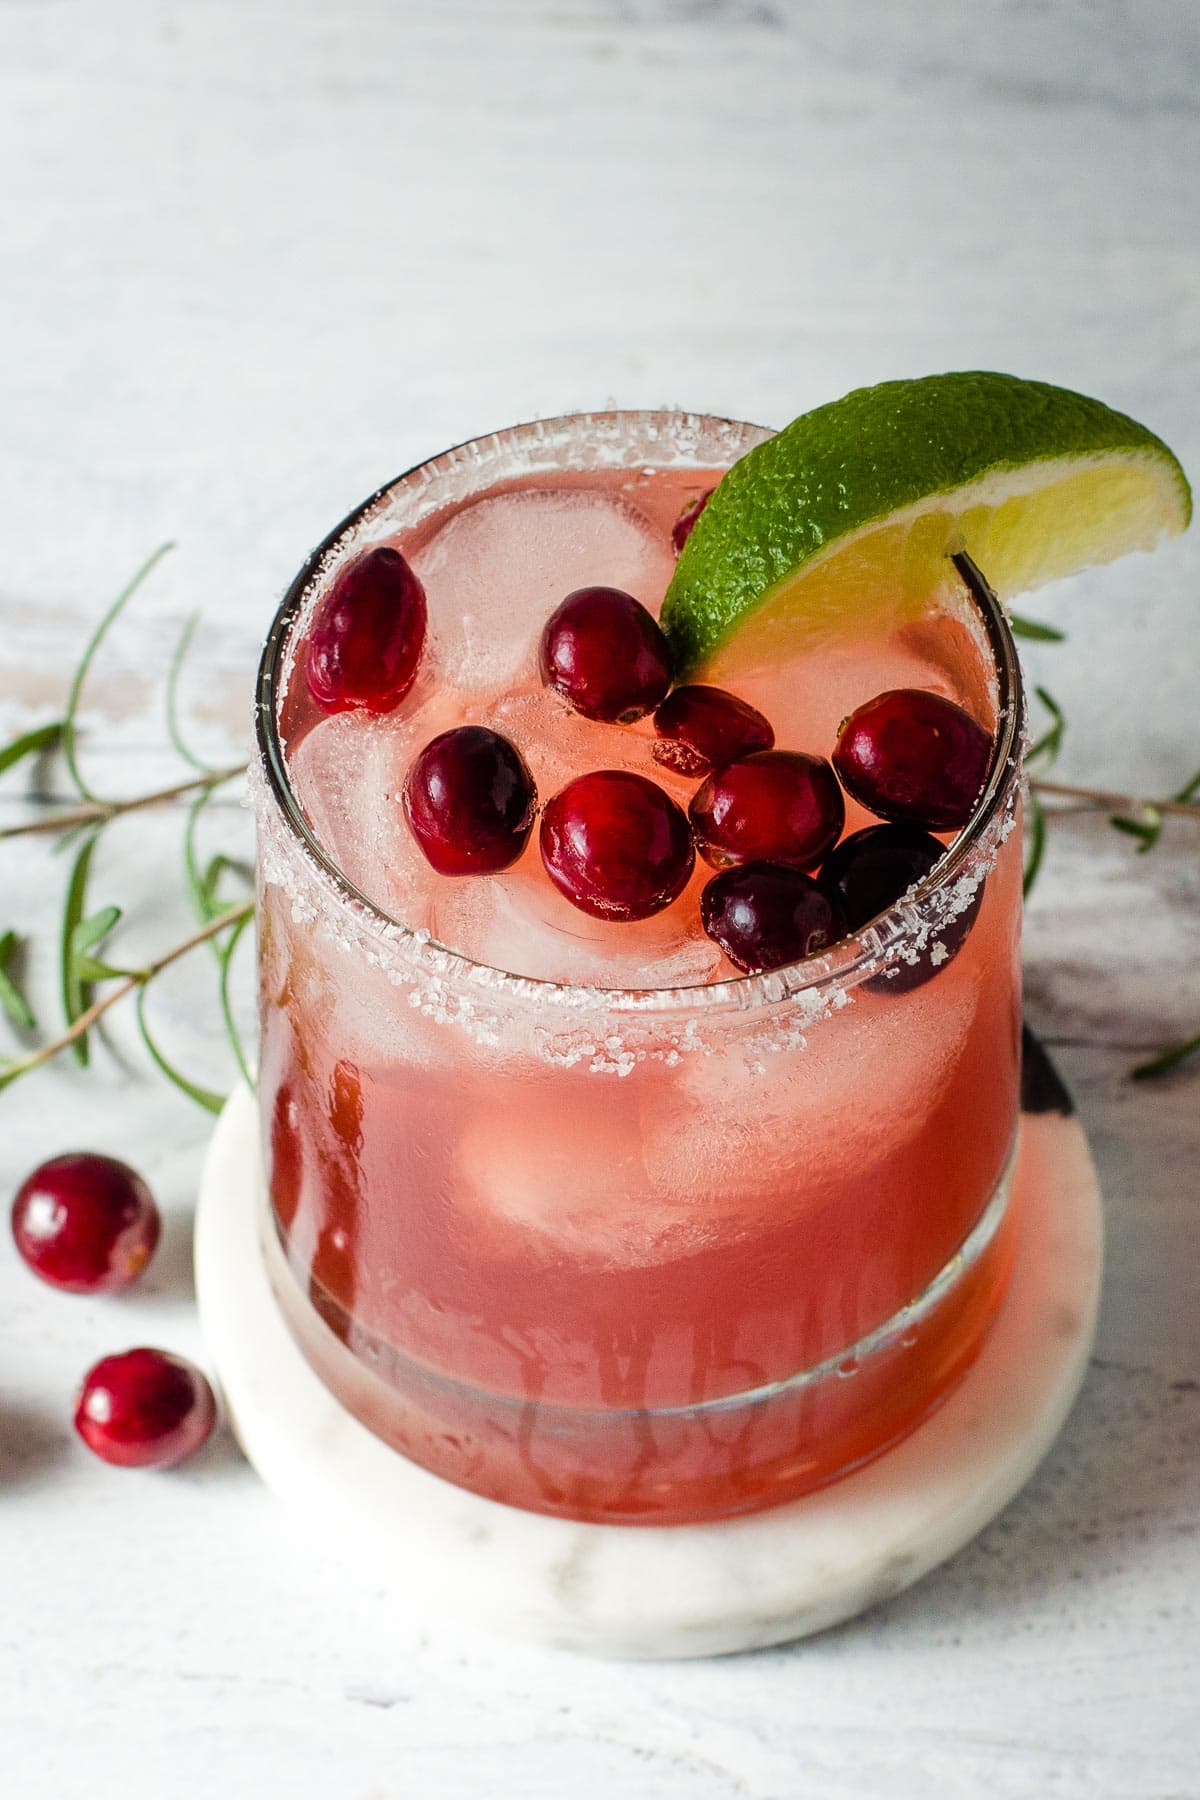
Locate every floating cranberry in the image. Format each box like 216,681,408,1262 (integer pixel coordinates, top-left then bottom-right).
652,685,775,779
820,824,984,993
833,689,993,831
538,586,673,723
690,751,844,870
74,1348,217,1469
11,1153,160,1295
701,863,844,974
403,726,536,876
671,487,715,554
306,546,427,716
540,770,694,921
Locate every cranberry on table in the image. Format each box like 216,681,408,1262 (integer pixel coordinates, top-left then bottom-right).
306,546,428,716
540,770,695,921
74,1348,217,1469
701,862,844,974
671,487,715,554
11,1153,160,1295
820,823,984,993
538,586,673,723
833,688,993,831
404,726,537,876
690,750,845,871
652,684,775,779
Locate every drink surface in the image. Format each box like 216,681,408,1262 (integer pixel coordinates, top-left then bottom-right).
282,460,995,988
258,419,1023,1522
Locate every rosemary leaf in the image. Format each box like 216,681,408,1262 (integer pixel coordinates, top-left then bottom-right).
60,830,101,1065
0,931,36,1031
1172,767,1200,805
71,904,123,958
62,541,175,803
1109,808,1163,853
1009,612,1066,643
218,910,256,1091
1023,788,1047,897
0,720,64,779
165,611,210,773
1027,686,1066,768
134,985,226,1115
1131,1032,1200,1081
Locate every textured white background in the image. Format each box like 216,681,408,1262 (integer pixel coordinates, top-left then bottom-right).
1,2,1198,1796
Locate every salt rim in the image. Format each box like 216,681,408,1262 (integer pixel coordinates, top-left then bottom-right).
252,412,1025,1065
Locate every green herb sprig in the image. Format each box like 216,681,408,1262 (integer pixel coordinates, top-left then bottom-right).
0,548,253,1110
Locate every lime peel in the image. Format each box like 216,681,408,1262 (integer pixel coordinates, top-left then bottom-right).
662,373,1191,678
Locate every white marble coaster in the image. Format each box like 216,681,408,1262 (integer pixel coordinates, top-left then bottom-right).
195,1068,1102,1659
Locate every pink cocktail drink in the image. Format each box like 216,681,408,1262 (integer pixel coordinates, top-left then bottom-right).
254,413,1024,1523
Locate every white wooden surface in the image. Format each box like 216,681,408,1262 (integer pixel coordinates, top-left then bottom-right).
1,3,1198,1795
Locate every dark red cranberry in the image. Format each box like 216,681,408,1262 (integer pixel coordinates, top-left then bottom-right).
833,689,993,831
701,863,844,974
820,824,984,993
652,684,775,779
540,771,694,921
306,546,427,716
538,587,673,723
11,1153,160,1294
74,1348,217,1469
690,751,844,871
403,726,536,876
671,487,715,554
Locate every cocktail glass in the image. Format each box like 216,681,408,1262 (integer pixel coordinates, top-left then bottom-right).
252,411,1025,1525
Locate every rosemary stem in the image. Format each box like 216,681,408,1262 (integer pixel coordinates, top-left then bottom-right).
0,762,248,840
0,900,254,1085
1031,777,1200,821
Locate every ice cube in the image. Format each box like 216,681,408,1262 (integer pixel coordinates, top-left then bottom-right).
429,858,722,988
286,696,460,926
648,971,981,1214
457,1096,721,1267
411,488,677,693
480,684,693,813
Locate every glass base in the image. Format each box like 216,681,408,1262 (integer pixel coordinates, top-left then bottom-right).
263,1144,1020,1525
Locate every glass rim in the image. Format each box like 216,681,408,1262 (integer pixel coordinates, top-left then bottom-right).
255,408,1025,1017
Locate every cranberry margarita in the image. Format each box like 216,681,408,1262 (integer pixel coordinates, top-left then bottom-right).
253,412,1024,1524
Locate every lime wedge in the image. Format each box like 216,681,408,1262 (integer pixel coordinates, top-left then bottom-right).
662,373,1191,677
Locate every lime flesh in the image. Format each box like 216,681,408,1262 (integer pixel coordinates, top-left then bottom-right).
661,373,1192,678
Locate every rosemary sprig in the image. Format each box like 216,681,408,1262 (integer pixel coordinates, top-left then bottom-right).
0,902,254,1095
1,547,254,1111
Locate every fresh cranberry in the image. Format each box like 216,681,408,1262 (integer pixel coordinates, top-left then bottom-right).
820,824,984,993
671,487,715,554
74,1348,217,1469
540,771,694,921
538,587,673,723
11,1153,160,1294
403,726,536,876
690,751,844,870
306,546,427,716
701,863,844,974
833,689,993,831
652,684,775,779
